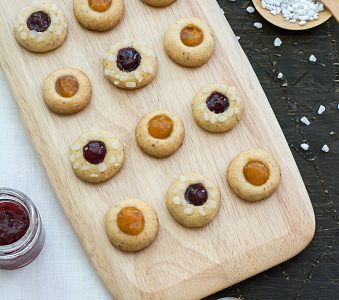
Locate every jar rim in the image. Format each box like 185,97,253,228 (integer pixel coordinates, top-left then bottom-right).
0,188,42,260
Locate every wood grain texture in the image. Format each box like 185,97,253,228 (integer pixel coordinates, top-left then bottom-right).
252,0,332,30
0,0,315,299
322,0,339,22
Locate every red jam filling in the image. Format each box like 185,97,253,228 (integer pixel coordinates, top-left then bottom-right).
116,48,141,72
83,140,107,165
27,11,51,32
184,183,208,206
206,91,230,114
0,202,30,246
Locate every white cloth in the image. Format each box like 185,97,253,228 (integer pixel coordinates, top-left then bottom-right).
0,70,111,300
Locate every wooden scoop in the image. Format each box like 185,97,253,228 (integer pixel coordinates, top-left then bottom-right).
322,0,339,22
252,0,335,30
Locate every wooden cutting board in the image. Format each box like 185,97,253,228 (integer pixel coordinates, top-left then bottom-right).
0,0,315,299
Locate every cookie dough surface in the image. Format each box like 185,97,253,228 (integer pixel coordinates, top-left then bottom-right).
166,174,221,228
192,83,244,133
227,149,281,202
43,67,92,114
136,110,185,158
73,0,124,31
141,0,176,7
14,1,67,53
164,17,215,67
70,129,125,183
103,40,158,89
105,199,159,252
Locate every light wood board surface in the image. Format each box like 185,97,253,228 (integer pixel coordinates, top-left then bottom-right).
0,0,315,299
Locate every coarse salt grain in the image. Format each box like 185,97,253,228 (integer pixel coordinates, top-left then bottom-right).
236,36,241,40
318,105,325,115
300,116,310,126
301,143,309,150
322,145,329,153
277,72,283,79
309,54,317,62
254,22,263,28
246,6,255,13
274,37,282,47
261,0,325,25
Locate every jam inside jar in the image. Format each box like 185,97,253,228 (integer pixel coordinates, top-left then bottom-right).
0,188,45,270
0,202,29,246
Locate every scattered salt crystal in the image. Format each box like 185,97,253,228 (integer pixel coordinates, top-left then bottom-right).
318,105,325,115
322,145,329,153
300,116,310,126
301,143,309,151
309,54,317,62
337,104,339,110
277,72,283,79
254,22,263,29
274,37,282,47
246,6,255,13
236,36,241,40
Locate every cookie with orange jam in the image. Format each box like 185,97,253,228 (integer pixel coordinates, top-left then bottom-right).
73,0,124,31
43,67,92,114
164,17,215,67
135,110,185,158
227,149,281,201
141,0,176,7
105,199,159,252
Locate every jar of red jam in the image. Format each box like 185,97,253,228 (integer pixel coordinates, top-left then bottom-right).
0,188,45,270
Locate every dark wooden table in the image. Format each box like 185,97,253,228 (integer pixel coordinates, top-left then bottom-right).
206,1,339,299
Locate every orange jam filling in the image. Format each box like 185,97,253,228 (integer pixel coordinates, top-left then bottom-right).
148,115,174,139
244,161,269,186
55,76,79,98
88,0,112,12
117,207,145,236
180,25,204,47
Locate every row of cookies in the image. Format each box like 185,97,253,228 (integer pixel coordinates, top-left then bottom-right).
105,149,281,252
14,2,216,69
14,0,178,53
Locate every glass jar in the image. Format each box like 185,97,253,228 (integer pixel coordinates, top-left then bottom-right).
0,188,45,270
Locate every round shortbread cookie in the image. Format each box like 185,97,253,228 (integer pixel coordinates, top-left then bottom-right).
105,199,159,252
141,0,176,7
136,110,185,158
43,67,92,114
103,40,158,89
227,149,281,202
166,174,221,228
192,83,244,133
73,0,124,31
70,129,125,183
14,1,67,53
164,17,215,67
